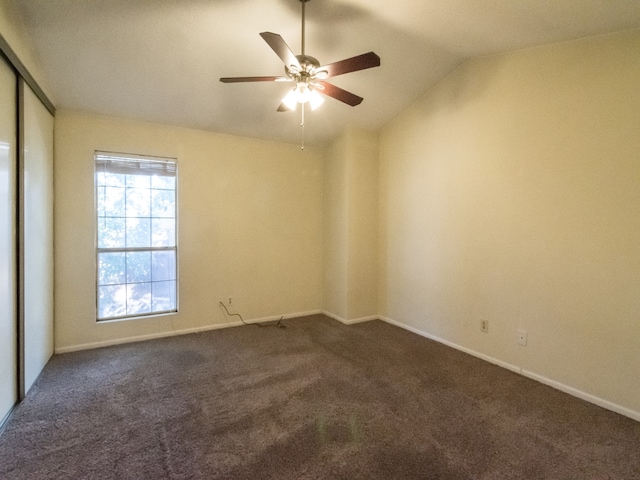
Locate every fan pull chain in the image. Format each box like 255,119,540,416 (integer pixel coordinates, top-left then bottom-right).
300,103,305,150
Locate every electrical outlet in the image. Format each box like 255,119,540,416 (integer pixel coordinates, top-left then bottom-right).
517,329,527,346
227,297,233,306
480,320,489,333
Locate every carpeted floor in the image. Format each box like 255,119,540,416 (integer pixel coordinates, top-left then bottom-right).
0,315,638,479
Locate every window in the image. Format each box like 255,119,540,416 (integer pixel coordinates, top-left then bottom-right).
95,152,177,321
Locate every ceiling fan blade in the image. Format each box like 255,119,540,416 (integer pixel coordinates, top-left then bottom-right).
220,76,291,83
259,32,301,70
317,81,363,107
318,52,380,78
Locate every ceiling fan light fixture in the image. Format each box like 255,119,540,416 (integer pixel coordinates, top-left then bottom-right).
282,82,325,111
308,89,324,110
282,89,298,110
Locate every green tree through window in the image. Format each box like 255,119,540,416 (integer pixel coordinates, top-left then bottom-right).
95,152,177,321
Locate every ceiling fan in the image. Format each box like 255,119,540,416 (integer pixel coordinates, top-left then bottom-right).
220,0,381,113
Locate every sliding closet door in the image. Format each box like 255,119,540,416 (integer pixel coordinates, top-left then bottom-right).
22,84,54,393
0,58,17,422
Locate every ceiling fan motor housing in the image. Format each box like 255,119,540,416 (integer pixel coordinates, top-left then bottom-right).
285,55,326,80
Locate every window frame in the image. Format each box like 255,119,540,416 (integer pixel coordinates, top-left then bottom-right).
94,151,179,322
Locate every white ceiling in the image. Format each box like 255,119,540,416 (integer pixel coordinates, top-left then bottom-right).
14,0,640,147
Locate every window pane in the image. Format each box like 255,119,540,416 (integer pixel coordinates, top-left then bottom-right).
126,217,151,248
152,281,176,311
126,251,151,283
97,172,125,188
103,186,125,217
98,252,126,286
98,284,126,319
126,173,150,189
152,218,175,247
152,250,176,281
98,217,126,248
126,187,150,217
151,188,175,218
97,217,106,248
97,186,106,217
151,175,175,189
127,282,152,315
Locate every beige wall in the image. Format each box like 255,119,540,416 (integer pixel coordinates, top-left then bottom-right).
323,128,379,323
379,30,640,417
345,129,379,321
323,134,348,320
54,111,323,351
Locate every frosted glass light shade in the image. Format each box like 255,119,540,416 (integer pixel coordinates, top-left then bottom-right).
308,89,324,111
282,89,298,110
281,83,325,111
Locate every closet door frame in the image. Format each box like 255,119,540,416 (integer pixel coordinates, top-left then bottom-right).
0,33,55,427
16,77,25,400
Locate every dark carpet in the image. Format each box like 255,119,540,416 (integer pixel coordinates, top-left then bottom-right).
1,315,639,479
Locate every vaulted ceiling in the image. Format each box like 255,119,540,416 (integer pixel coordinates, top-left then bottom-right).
14,0,640,147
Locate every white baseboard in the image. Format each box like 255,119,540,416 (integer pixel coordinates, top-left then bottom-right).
322,311,378,325
55,309,323,354
243,309,323,325
521,369,640,423
55,321,239,354
380,316,521,374
379,316,640,423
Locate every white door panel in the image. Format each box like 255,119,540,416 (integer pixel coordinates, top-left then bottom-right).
23,85,55,392
0,57,17,422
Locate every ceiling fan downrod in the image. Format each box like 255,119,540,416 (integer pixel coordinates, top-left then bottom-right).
301,0,310,56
